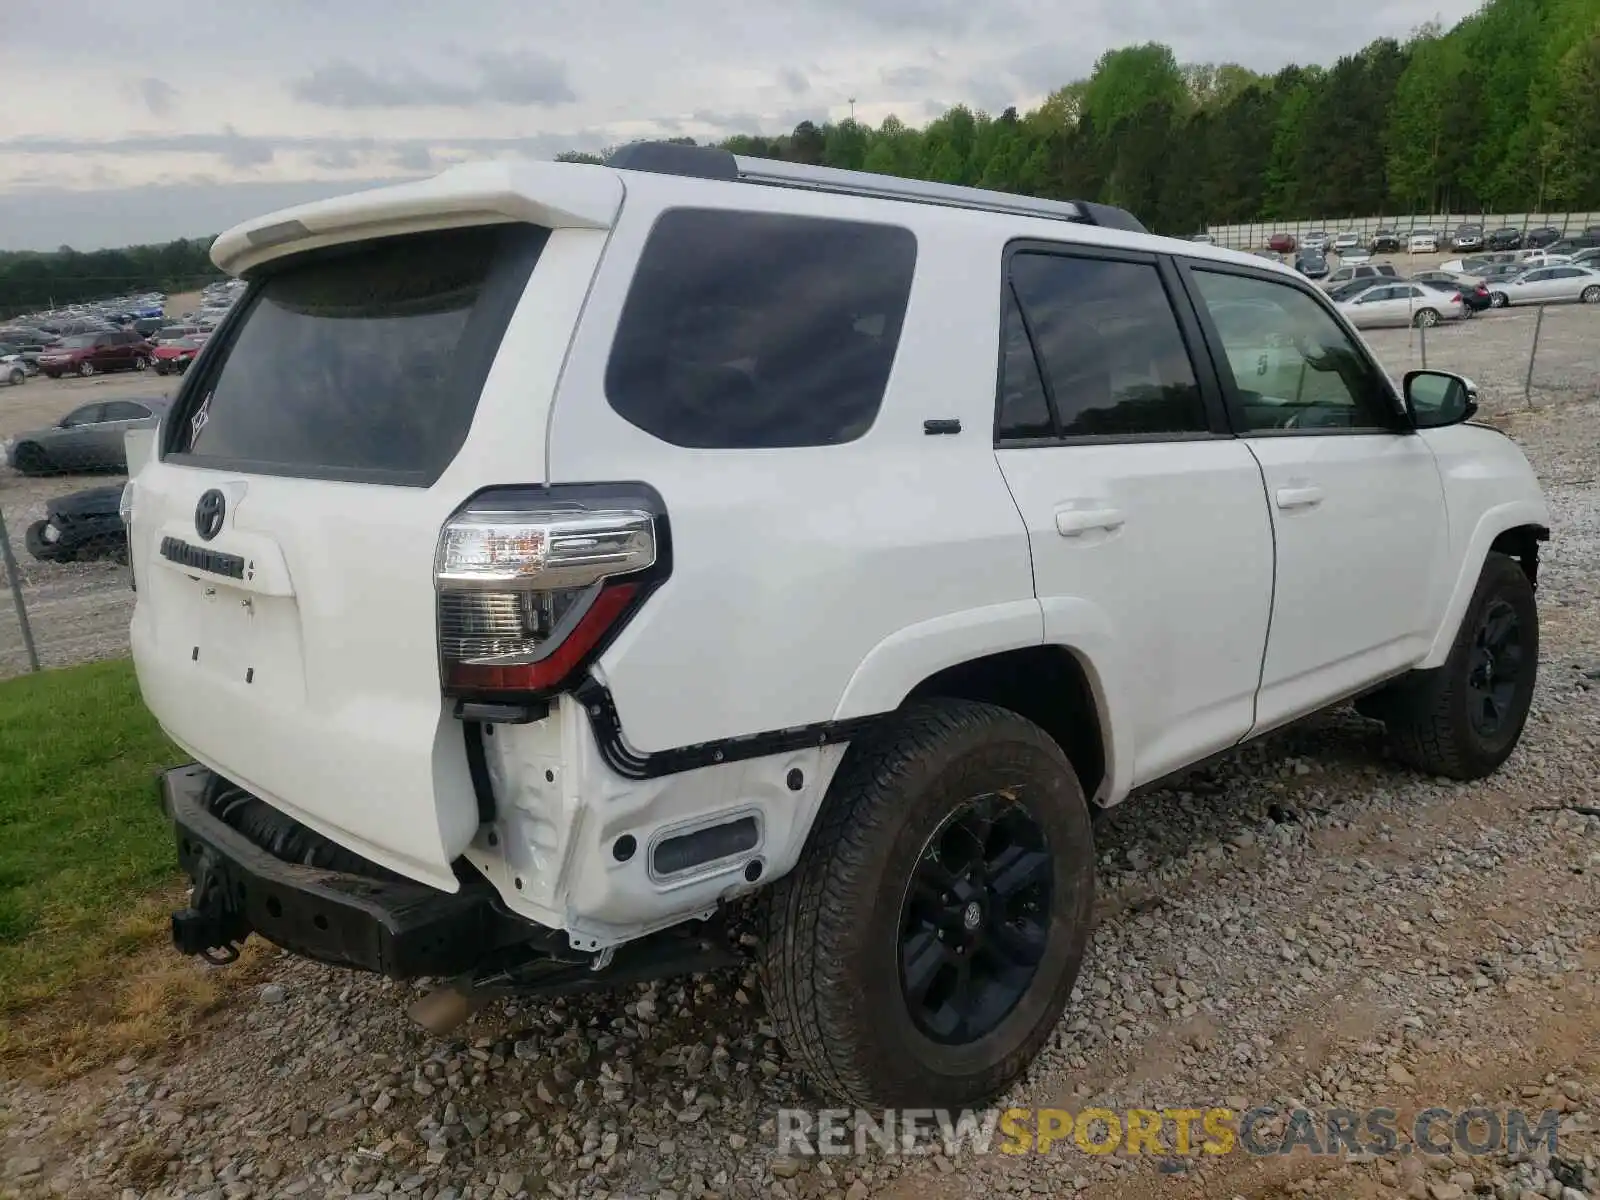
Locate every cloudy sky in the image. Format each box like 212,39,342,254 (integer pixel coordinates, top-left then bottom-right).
0,0,1474,251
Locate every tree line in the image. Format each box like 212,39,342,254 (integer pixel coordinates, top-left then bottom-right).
0,240,221,320
568,0,1600,234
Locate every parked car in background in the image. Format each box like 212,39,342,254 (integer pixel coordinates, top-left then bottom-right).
152,335,209,376
1546,236,1600,256
25,484,128,564
1487,265,1600,308
1370,228,1403,253
150,324,206,344
1323,262,1399,289
1411,272,1493,313
1268,231,1297,253
1326,277,1382,303
1338,280,1467,328
1511,249,1574,269
1451,224,1484,251
1408,229,1440,253
35,330,153,378
1293,249,1329,279
1471,262,1536,284
1190,233,1215,244
1571,247,1600,269
4,397,170,475
1486,227,1524,251
1524,226,1562,248
1,344,36,384
1332,231,1362,255
1302,230,1331,252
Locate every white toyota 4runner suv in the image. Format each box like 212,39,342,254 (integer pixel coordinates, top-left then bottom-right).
128,143,1550,1109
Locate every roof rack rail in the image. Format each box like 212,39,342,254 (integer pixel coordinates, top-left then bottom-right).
603,141,1147,234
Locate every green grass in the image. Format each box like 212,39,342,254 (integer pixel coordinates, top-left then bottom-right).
0,658,180,1012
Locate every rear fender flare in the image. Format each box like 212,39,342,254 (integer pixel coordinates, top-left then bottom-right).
831,596,1129,805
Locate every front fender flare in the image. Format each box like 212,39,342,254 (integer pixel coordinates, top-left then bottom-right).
1419,501,1549,669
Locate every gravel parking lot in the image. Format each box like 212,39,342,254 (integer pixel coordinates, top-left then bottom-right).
2,400,1598,1197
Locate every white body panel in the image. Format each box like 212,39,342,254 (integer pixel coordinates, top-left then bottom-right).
1415,423,1550,668
1245,433,1451,733
130,227,612,890
998,441,1274,791
125,157,1553,950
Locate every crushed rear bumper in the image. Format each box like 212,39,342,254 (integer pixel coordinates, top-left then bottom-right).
160,763,531,978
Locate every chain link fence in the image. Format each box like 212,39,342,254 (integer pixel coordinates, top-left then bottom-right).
3,307,1599,682
1,379,159,679
1361,303,1600,411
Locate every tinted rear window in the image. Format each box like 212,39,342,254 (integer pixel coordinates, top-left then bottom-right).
605,208,917,449
167,224,547,485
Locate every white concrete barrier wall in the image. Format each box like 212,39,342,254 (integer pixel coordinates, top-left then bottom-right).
1204,213,1600,250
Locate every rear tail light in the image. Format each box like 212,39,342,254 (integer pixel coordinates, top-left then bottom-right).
435,486,667,698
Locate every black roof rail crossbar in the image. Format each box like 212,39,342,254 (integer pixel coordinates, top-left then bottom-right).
602,141,1147,233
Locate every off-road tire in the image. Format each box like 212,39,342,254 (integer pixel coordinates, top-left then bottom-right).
758,698,1095,1107
1380,552,1538,779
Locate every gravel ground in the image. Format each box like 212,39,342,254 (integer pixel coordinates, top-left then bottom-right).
2,399,1598,1199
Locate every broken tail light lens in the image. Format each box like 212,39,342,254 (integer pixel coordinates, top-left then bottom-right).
435,488,663,697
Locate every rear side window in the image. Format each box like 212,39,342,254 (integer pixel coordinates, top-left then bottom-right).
605,209,916,449
1003,252,1207,439
167,224,548,485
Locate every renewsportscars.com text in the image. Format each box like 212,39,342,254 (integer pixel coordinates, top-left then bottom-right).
776,1106,1562,1159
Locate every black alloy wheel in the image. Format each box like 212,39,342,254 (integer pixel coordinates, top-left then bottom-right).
899,790,1051,1045
1465,598,1524,740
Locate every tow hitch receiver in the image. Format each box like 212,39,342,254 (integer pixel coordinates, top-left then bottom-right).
171,848,249,963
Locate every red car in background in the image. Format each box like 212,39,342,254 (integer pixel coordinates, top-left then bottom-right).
1267,232,1298,253
36,330,153,378
152,334,210,376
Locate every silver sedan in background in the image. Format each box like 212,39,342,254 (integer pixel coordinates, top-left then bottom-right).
1336,281,1469,328
1487,265,1600,308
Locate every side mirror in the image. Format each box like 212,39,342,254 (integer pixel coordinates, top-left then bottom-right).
1405,370,1478,429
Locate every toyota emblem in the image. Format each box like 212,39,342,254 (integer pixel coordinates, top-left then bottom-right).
194,489,226,541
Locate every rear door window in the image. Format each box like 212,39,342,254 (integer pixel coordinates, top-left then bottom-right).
166,223,548,485
605,208,917,449
1003,251,1207,438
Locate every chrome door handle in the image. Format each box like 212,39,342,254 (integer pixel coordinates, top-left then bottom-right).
1055,507,1126,537
1275,485,1324,510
